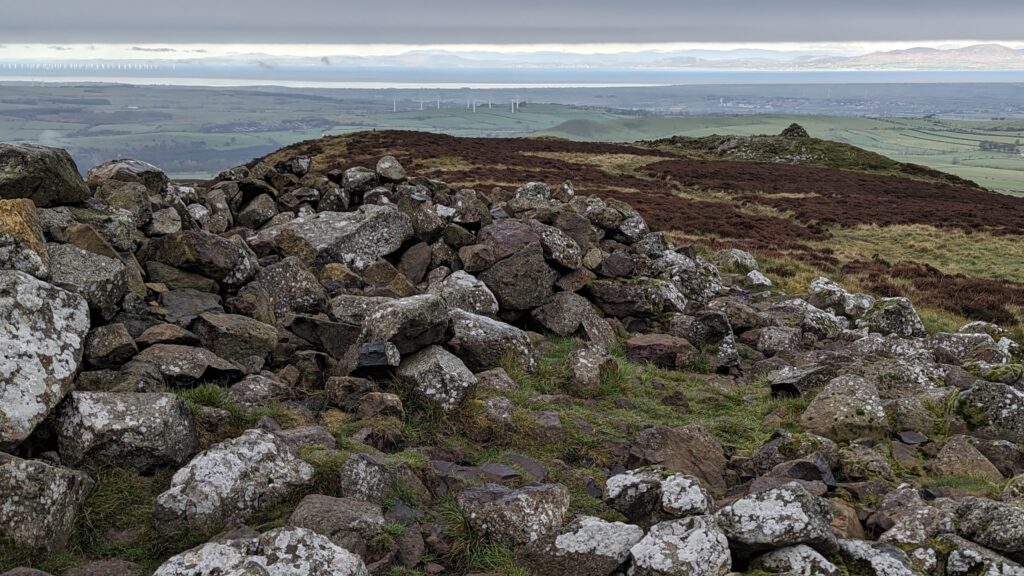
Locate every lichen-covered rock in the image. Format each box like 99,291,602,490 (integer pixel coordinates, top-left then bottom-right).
57,391,198,470
253,256,329,318
153,429,314,532
478,242,559,311
800,375,890,442
515,515,643,576
63,203,139,252
938,534,1024,576
236,193,279,229
0,454,93,552
629,516,732,576
457,483,570,546
429,269,499,316
956,497,1024,557
87,158,168,195
660,473,713,518
288,494,386,557
364,294,449,354
565,343,618,392
134,344,243,386
530,291,596,336
749,544,842,575
929,331,1009,365
957,381,1024,443
0,199,49,279
48,243,127,320
0,270,90,449
94,179,153,226
152,526,368,576
529,220,583,269
627,425,727,498
931,435,1003,481
807,277,875,319
713,248,759,273
875,484,954,547
396,345,477,410
652,251,724,307
249,205,412,269
862,297,926,337
191,312,279,373
336,452,429,505
376,155,406,182
838,539,918,576
0,143,90,207
715,483,838,558
606,468,666,522
586,278,687,318
146,230,258,289
448,309,538,373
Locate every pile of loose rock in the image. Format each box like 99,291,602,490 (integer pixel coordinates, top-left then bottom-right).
2,140,1024,575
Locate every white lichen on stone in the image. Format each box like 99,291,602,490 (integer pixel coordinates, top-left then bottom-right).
0,270,89,449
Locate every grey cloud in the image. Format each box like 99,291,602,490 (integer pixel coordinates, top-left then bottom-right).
2,0,1023,43
131,46,177,52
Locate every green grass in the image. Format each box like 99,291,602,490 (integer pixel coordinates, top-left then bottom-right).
0,467,211,574
919,474,1006,499
435,496,530,576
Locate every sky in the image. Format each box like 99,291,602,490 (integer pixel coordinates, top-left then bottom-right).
3,0,1024,47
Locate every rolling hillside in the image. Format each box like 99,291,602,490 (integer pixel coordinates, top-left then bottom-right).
269,129,1024,336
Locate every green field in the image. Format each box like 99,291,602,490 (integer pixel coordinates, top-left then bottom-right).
1,84,1021,192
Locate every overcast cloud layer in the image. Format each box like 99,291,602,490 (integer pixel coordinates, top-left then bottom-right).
3,0,1024,44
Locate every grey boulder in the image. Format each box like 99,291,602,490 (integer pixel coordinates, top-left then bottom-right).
0,454,93,552
447,309,539,373
0,143,90,207
457,483,570,546
0,270,90,450
48,243,127,321
57,391,199,470
629,516,732,576
715,483,838,558
396,345,477,410
153,429,314,532
152,526,368,576
515,515,643,576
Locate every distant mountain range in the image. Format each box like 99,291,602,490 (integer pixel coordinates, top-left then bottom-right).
2,44,1024,82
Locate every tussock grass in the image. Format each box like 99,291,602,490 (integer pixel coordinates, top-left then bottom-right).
435,496,530,576
0,466,211,574
920,474,1006,499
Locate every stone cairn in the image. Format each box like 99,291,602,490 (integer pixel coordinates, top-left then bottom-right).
2,141,1024,575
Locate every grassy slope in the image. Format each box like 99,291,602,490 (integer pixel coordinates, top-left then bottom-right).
538,115,1024,194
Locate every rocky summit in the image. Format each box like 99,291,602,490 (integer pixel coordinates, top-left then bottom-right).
2,137,1024,576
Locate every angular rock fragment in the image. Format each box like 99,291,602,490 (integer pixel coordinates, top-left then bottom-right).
457,483,570,546
0,270,90,449
0,143,90,207
0,198,49,279
57,391,199,470
153,429,313,532
396,345,477,410
152,526,368,576
629,516,732,576
515,515,643,576
715,483,838,558
0,456,91,554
